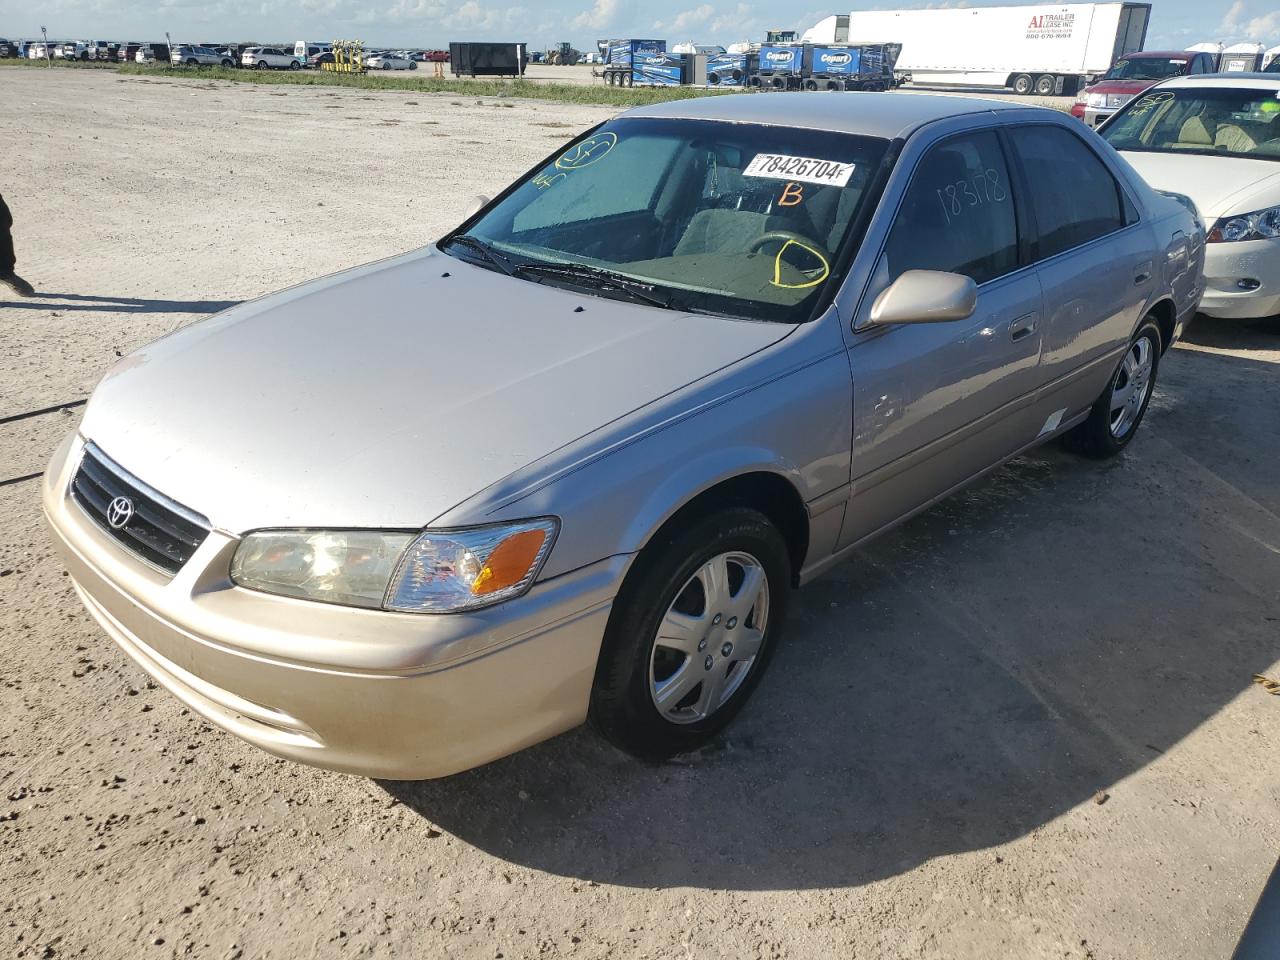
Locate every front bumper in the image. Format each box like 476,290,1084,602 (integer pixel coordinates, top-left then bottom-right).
43,432,625,779
1200,237,1280,320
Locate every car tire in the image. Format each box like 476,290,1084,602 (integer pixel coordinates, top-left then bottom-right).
221,58,233,67
1062,318,1161,459
589,507,791,761
289,60,300,70
409,60,417,70
1034,74,1057,95
382,62,391,70
1012,73,1034,95
186,58,198,66
256,60,267,70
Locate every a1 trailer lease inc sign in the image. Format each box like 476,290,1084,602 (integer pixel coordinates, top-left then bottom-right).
1026,11,1077,40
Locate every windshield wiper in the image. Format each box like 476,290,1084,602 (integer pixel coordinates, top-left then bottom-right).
512,262,674,309
443,234,517,276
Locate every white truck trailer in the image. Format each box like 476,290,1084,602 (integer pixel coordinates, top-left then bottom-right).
802,3,1151,96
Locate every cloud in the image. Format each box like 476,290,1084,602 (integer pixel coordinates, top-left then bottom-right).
656,4,712,32
1218,1,1247,33
1216,1,1280,41
570,0,620,31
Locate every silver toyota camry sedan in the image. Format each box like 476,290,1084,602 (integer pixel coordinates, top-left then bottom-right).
44,93,1203,779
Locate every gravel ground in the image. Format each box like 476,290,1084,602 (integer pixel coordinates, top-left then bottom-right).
1,68,1277,960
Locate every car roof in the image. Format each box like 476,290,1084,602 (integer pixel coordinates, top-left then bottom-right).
1124,50,1196,58
622,91,1027,140
1156,73,1280,90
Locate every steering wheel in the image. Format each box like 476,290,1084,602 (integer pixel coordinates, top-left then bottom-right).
746,230,826,258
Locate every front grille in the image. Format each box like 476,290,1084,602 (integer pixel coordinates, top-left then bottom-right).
70,443,211,575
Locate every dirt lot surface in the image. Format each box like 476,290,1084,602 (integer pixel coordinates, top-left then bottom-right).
2,69,1278,960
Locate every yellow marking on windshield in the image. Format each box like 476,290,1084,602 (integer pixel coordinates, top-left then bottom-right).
771,239,830,290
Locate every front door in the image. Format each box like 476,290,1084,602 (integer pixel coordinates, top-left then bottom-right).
838,128,1045,549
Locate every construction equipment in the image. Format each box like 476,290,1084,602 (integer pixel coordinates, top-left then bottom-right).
546,42,580,65
324,39,365,73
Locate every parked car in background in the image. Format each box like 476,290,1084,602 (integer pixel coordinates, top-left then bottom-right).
365,51,416,70
171,44,235,67
27,42,49,59
0,38,15,58
136,44,171,65
116,42,142,63
310,50,336,69
85,40,115,60
43,93,1203,780
294,41,332,67
1072,51,1217,127
1101,74,1280,319
241,46,301,69
56,41,87,61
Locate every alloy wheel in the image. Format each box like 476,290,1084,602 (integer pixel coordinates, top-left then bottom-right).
1110,336,1154,438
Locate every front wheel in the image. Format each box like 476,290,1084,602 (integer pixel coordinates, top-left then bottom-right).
288,60,300,70
1062,319,1161,459
589,507,791,760
221,58,233,67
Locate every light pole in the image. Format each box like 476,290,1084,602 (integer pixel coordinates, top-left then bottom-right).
165,31,172,66
40,26,50,67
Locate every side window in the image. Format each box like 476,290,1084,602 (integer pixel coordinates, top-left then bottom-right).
883,129,1018,286
1008,125,1124,260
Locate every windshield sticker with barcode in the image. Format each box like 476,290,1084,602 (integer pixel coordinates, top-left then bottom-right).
744,154,855,187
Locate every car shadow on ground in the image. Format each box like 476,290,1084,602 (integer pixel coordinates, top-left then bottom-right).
1180,313,1280,353
381,347,1280,891
0,292,241,313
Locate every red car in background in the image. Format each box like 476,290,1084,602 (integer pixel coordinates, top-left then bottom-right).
1072,50,1219,128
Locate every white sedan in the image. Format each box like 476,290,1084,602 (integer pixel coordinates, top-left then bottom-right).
365,52,416,70
1101,74,1280,319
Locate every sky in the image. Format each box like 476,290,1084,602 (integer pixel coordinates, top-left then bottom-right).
0,0,1276,51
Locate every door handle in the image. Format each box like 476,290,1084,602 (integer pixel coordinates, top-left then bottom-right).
1010,313,1037,342
1134,260,1153,285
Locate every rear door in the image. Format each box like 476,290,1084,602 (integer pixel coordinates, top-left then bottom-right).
1004,122,1152,421
838,126,1046,549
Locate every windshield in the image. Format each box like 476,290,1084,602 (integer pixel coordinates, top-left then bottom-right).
1103,57,1189,81
446,117,889,322
1102,87,1280,160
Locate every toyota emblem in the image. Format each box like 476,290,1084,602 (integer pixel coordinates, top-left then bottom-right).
107,496,134,529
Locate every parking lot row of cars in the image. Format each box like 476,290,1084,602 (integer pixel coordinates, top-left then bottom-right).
0,37,449,69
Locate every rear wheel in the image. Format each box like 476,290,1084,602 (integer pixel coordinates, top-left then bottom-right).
1062,318,1161,459
221,58,233,67
590,507,791,760
289,60,301,70
1034,74,1057,96
256,60,267,70
1012,73,1033,95
186,58,198,66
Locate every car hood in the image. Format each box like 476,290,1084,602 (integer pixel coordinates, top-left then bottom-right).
80,249,793,534
1086,79,1157,96
1118,151,1280,220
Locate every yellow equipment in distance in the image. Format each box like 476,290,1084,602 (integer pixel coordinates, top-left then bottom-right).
324,40,366,73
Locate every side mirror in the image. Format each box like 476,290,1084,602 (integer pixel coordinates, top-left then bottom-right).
869,270,977,326
463,195,491,220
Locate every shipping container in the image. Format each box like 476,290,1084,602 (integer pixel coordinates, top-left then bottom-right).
448,41,527,77
802,2,1151,95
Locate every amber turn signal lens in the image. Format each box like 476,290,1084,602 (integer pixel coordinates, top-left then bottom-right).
471,529,548,595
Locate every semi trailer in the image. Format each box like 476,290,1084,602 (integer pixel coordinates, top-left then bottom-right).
802,2,1151,95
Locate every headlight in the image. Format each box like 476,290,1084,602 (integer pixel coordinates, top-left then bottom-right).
1076,90,1089,104
1207,205,1280,243
230,519,557,613
1087,92,1107,108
